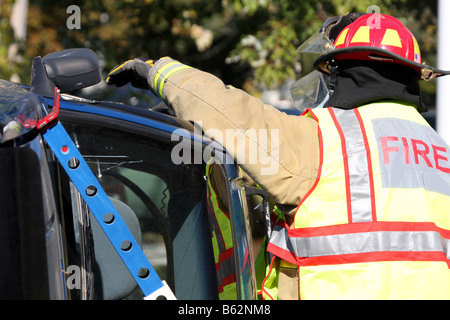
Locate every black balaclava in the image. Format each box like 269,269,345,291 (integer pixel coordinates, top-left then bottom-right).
323,60,428,113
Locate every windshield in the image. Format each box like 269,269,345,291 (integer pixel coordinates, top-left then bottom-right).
61,118,220,299
0,80,47,143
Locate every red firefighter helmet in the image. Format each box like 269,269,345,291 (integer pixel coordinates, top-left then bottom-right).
311,13,449,80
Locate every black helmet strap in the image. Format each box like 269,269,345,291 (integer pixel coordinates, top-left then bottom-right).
328,58,338,95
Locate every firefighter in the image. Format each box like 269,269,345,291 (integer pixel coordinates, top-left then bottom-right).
107,13,450,299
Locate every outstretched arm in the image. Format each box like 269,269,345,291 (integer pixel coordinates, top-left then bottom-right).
108,58,319,214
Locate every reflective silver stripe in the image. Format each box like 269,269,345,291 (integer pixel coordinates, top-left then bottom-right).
270,225,294,254
332,108,373,222
270,225,450,259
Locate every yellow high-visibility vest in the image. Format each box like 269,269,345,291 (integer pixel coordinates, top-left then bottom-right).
264,102,450,299
205,161,237,299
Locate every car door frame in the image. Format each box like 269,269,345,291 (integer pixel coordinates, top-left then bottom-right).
57,102,258,300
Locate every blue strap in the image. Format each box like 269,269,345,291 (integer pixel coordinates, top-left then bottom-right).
43,122,174,299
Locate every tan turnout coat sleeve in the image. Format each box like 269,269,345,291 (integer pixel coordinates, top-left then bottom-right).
149,58,319,215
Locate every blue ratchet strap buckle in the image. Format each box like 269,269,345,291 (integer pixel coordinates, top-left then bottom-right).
41,88,176,300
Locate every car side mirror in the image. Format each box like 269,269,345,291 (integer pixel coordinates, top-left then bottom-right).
30,48,102,97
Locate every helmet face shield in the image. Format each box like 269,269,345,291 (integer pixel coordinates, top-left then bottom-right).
290,70,330,111
291,17,340,111
296,30,335,56
296,14,362,56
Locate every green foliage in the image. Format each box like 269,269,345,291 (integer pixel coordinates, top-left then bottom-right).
0,0,440,105
0,0,16,80
228,0,323,89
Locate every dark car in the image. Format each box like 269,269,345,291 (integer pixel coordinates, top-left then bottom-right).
0,49,267,300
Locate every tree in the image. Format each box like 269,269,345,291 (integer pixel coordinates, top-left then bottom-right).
227,0,438,106
0,0,440,107
0,0,21,81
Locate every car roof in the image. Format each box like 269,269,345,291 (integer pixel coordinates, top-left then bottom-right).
47,93,198,135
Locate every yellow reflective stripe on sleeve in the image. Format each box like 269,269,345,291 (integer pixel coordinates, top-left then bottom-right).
153,61,192,98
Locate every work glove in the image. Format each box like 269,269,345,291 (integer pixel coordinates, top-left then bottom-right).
106,58,154,90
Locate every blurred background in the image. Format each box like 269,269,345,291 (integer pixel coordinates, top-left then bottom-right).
0,0,441,113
